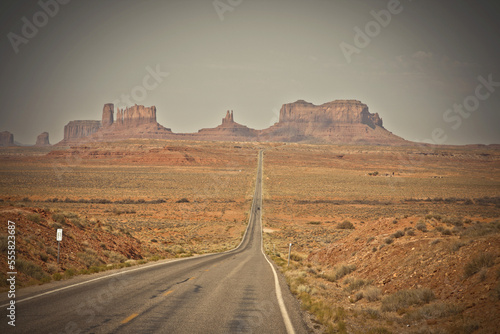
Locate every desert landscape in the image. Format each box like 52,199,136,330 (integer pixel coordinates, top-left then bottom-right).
1,1,500,333
0,138,498,333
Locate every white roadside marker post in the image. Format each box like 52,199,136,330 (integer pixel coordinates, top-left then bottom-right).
56,228,63,264
287,243,292,267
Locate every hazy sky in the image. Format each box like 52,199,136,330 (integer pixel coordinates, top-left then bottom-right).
1,0,499,145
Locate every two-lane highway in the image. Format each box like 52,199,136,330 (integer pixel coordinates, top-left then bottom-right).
1,151,308,333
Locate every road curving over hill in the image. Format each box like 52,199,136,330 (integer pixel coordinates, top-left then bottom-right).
1,150,308,333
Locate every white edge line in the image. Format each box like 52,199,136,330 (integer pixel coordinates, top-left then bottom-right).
259,150,296,334
0,151,259,308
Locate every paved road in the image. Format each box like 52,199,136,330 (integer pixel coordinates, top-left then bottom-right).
1,150,308,333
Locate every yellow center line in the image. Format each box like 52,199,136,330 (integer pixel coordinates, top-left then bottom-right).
204,269,209,272
121,313,139,324
189,277,196,280
163,290,174,296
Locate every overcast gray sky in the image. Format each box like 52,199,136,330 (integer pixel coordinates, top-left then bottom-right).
1,0,499,145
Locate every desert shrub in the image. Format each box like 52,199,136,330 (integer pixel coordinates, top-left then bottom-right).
344,277,372,292
366,236,375,243
464,253,495,278
322,264,356,282
461,221,500,237
404,302,462,320
363,308,381,319
105,250,127,263
307,221,321,225
53,273,63,281
17,259,49,281
392,230,405,238
443,217,463,227
70,218,85,229
176,198,190,203
381,288,435,312
406,229,416,236
290,253,303,262
384,237,394,245
46,264,59,274
426,214,442,221
64,268,77,278
448,240,466,252
46,246,57,257
27,213,42,224
337,220,355,229
430,239,441,245
52,213,66,225
39,252,49,262
416,221,427,232
77,249,103,268
441,228,453,236
392,219,398,224
362,286,382,302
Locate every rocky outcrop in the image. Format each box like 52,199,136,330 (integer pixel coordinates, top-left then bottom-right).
197,110,258,140
102,104,114,128
260,100,406,145
56,100,409,145
222,110,234,124
35,132,51,146
0,131,14,146
115,105,156,127
63,120,101,142
278,100,382,128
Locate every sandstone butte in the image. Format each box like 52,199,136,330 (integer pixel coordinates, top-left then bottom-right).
54,99,409,146
0,131,14,146
35,132,51,146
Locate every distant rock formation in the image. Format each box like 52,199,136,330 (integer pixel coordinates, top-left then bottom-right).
115,105,157,127
55,99,409,145
63,120,101,142
197,110,258,140
260,100,406,144
35,132,51,146
0,131,14,146
101,104,114,128
222,110,234,124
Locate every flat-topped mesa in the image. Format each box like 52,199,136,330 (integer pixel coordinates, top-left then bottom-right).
63,120,101,142
35,132,51,146
0,131,14,146
115,104,157,127
279,99,383,129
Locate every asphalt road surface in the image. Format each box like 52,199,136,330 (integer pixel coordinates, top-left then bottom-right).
1,150,309,333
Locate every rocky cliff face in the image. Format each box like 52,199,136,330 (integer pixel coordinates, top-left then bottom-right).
115,105,156,127
35,132,51,146
260,99,405,144
278,100,382,128
102,104,114,128
0,131,14,146
63,120,101,142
